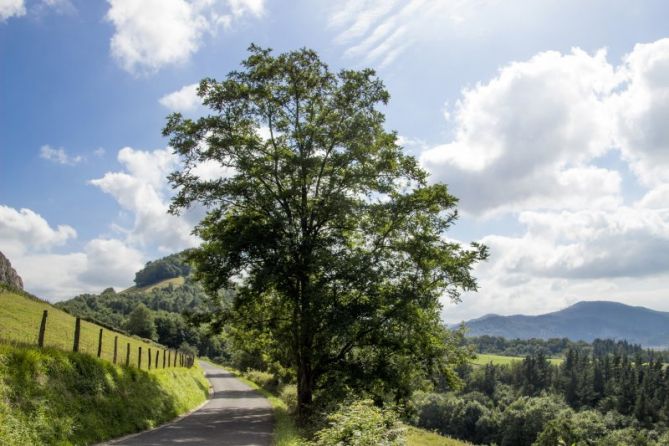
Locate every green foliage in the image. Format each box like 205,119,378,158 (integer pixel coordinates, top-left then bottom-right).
56,276,228,359
0,344,208,445
310,400,405,446
412,392,491,444
126,303,157,340
134,252,192,288
244,369,280,393
165,45,487,417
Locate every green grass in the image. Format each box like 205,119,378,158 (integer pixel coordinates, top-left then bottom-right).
213,362,474,446
406,426,473,446
472,353,563,366
123,276,185,293
0,287,172,370
0,343,209,445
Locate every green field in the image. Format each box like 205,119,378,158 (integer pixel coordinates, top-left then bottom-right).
123,276,186,293
406,426,473,445
472,353,563,366
0,286,177,369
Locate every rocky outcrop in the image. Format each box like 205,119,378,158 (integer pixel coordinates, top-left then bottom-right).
0,251,23,289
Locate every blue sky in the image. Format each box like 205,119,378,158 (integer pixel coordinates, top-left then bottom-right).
1,0,669,322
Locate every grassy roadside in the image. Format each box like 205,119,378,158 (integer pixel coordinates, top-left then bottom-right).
208,362,471,446
0,344,209,445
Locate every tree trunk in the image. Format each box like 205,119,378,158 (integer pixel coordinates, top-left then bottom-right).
297,358,314,421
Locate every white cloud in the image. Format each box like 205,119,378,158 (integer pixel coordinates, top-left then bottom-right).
443,203,669,323
12,238,145,300
40,144,83,165
421,48,618,216
329,0,492,67
106,0,265,74
425,38,669,321
159,83,201,112
612,38,669,186
0,205,76,257
0,0,25,21
0,204,144,300
77,238,144,288
90,146,199,252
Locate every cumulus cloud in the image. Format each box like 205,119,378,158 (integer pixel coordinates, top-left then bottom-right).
0,205,76,257
424,38,669,321
90,146,199,252
612,38,669,186
0,204,144,300
106,0,265,74
159,83,201,112
422,48,618,216
0,0,26,21
40,144,83,165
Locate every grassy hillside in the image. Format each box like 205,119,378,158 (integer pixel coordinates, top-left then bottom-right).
123,276,186,293
406,427,473,445
0,286,170,369
472,353,563,366
0,343,209,445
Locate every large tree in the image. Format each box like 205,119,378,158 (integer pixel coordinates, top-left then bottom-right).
165,45,487,417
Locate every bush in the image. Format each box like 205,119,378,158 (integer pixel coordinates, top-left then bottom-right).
411,391,495,445
311,399,405,446
279,384,298,414
244,369,279,392
498,395,567,446
535,408,607,446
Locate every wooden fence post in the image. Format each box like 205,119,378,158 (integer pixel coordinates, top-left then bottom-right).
73,317,81,352
113,336,118,364
148,348,152,370
126,342,130,367
97,328,103,358
155,349,159,369
38,310,48,347
138,346,142,369
163,349,166,369
168,351,171,368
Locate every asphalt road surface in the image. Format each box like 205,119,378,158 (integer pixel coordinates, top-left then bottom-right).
106,361,273,445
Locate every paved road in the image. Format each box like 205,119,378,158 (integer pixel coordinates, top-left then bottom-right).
107,361,273,446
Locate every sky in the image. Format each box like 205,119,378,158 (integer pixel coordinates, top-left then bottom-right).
1,0,669,323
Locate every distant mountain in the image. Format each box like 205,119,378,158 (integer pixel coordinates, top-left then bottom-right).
463,301,669,348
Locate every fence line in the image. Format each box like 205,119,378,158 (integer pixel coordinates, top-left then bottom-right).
7,309,195,370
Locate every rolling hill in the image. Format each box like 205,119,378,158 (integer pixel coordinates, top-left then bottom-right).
463,300,669,348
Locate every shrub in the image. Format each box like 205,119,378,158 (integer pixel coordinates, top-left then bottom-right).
311,399,405,446
498,395,567,446
280,384,298,414
244,369,279,392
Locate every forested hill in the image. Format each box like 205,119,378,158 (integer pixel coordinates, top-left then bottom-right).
464,300,669,348
55,251,228,359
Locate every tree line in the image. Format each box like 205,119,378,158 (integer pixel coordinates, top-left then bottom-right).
411,346,669,445
468,335,669,362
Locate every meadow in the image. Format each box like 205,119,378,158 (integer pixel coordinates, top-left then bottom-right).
0,286,177,369
472,353,563,366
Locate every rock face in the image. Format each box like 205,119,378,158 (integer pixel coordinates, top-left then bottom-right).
0,251,23,289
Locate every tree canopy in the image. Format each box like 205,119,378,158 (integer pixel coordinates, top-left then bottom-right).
164,45,487,417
